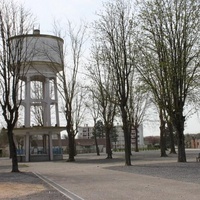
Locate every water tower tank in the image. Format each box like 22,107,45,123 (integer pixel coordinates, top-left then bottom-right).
10,29,64,77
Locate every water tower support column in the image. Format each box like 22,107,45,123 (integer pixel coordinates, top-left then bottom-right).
54,78,60,126
25,76,31,127
44,77,51,126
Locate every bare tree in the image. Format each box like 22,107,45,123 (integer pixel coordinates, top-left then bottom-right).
94,0,138,165
128,79,150,152
0,0,34,172
137,0,200,162
85,91,101,156
57,21,87,162
87,44,117,159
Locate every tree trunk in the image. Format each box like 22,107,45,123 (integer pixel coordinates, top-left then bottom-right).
159,109,167,157
67,132,75,162
121,106,131,166
175,113,186,162
129,125,132,156
7,129,19,172
177,129,186,162
124,126,131,165
167,121,176,154
105,128,112,159
135,127,139,152
94,134,100,156
160,127,167,157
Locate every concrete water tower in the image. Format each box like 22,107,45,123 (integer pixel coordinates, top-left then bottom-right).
12,29,65,162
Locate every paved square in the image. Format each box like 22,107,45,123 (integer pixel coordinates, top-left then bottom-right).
0,150,200,200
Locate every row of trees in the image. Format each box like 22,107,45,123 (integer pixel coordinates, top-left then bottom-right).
58,0,199,165
0,0,199,171
84,0,200,164
136,0,200,162
87,0,151,165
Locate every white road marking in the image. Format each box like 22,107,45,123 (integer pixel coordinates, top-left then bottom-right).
34,172,85,200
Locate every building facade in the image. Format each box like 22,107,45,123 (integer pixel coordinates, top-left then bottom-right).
77,124,94,139
191,138,200,149
77,124,144,150
114,125,144,150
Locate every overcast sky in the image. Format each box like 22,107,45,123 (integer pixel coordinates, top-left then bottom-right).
14,0,200,136
17,0,102,34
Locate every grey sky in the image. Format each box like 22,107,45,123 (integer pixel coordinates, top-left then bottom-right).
17,0,102,33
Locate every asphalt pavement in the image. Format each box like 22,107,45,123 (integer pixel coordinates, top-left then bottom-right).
0,150,200,200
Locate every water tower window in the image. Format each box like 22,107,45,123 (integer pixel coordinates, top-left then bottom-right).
31,80,43,99
50,104,56,126
30,105,44,126
17,105,25,127
49,78,55,100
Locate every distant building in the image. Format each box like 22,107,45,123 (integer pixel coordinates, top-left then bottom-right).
77,124,94,139
114,125,144,149
77,124,144,150
191,138,200,149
